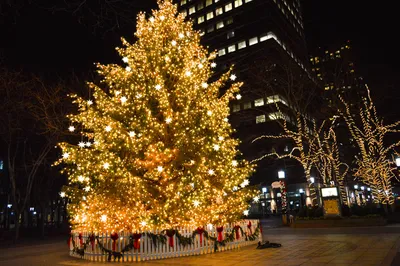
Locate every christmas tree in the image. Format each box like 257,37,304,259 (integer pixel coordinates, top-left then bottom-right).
57,0,257,233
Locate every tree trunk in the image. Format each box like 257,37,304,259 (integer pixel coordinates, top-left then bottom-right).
14,211,21,242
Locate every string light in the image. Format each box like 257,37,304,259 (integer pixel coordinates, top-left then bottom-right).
68,126,75,132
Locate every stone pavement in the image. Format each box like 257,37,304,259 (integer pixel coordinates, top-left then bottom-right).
1,227,399,266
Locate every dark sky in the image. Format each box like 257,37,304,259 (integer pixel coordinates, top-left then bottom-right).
0,0,398,116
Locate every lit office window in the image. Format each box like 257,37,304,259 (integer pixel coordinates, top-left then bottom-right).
206,11,214,20
232,104,240,112
216,7,223,16
181,10,187,17
243,102,251,109
249,37,258,46
228,45,236,53
245,0,253,2
254,98,264,106
256,115,266,124
226,17,233,25
269,112,282,120
180,0,187,6
225,3,233,11
207,25,214,33
238,40,246,49
198,16,205,24
234,0,243,7
260,32,276,42
206,0,212,6
197,2,204,10
227,31,235,39
189,6,196,15
216,21,224,29
218,48,226,56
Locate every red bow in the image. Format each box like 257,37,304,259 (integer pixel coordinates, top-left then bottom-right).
247,221,252,234
78,233,83,247
166,230,175,248
132,233,141,250
89,234,95,251
196,227,205,246
216,226,224,242
234,225,241,240
111,233,119,251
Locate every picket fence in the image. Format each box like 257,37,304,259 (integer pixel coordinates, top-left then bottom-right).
69,219,262,262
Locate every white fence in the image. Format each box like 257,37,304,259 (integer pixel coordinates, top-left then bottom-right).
69,219,262,262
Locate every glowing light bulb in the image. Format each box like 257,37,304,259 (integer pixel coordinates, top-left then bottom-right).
213,144,220,151
78,142,85,148
87,100,93,105
185,71,192,76
171,40,177,46
68,126,75,132
236,94,242,100
129,131,136,137
232,160,238,167
60,192,66,198
120,96,127,103
211,62,217,68
193,200,200,207
243,210,249,216
253,196,260,203
157,166,163,172
78,175,85,182
155,84,161,90
122,57,128,63
62,153,69,159
103,162,110,169
105,125,112,132
230,74,237,81
201,83,208,88
101,215,107,222
208,169,215,175
165,117,172,124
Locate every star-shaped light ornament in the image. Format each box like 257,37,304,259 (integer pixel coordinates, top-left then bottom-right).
233,186,238,191
208,169,215,175
60,192,66,198
193,200,200,207
155,84,161,90
179,33,185,38
202,82,208,88
160,15,165,21
62,153,70,159
84,186,91,192
68,126,75,132
230,74,237,81
78,142,85,148
185,71,192,76
198,63,203,69
211,62,217,68
85,142,91,147
218,136,224,141
157,166,163,172
101,215,107,222
253,196,260,203
207,110,212,116
129,131,136,137
87,100,93,105
105,125,112,132
232,160,238,167
122,57,129,63
236,94,242,100
171,40,177,46
125,66,131,72
120,96,127,103
78,175,85,182
103,162,110,169
243,210,249,216
240,179,249,188
165,117,172,124
141,221,147,227
213,144,220,151
223,118,229,122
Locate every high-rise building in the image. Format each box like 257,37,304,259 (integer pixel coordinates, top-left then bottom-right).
177,0,319,212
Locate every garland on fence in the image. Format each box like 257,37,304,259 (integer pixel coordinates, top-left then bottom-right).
69,233,91,258
69,222,261,261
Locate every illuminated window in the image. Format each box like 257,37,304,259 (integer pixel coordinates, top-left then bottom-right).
234,0,243,7
227,31,234,39
226,17,233,25
198,16,205,24
256,115,266,124
0,160,3,170
243,102,251,109
197,2,204,10
269,112,283,120
254,98,264,106
238,40,246,49
180,0,187,6
206,0,212,6
228,45,236,53
206,12,214,20
189,6,196,15
216,21,224,29
199,30,205,36
225,3,233,11
232,104,240,112
218,48,226,56
249,37,258,46
266,95,288,105
181,10,187,16
216,7,223,16
245,0,252,2
207,25,214,33
260,32,276,42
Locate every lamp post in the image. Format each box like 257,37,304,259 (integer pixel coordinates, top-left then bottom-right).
262,187,267,217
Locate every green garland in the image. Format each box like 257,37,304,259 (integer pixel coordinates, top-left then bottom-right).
70,222,261,261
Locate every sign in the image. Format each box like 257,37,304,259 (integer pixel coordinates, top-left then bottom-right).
323,199,341,216
271,181,281,188
321,187,338,197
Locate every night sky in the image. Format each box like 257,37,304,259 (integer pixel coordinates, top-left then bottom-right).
1,0,398,117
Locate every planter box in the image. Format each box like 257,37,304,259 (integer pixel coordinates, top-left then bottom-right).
291,217,387,228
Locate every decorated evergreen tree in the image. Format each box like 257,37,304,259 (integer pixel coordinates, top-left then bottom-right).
56,0,257,233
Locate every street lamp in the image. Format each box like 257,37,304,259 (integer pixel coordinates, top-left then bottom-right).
396,157,400,167
354,185,359,190
278,170,285,179
299,188,304,193
310,177,315,183
262,187,267,193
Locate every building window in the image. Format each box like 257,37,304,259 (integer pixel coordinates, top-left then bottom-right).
245,0,252,2
181,10,187,17
228,44,236,53
243,102,251,109
226,17,233,25
256,115,266,124
206,11,214,20
226,31,235,39
198,16,205,24
180,0,187,6
207,25,214,33
269,112,285,121
197,2,204,10
249,37,258,46
218,48,226,56
206,0,212,6
260,32,276,42
234,0,243,7
216,7,223,16
254,98,264,106
225,3,233,11
216,21,224,29
238,40,246,49
189,6,196,15
199,30,205,36
0,160,3,170
232,104,240,112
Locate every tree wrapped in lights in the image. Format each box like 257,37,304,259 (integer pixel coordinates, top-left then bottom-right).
340,88,400,207
56,0,256,233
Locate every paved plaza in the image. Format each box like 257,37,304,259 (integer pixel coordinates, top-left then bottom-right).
1,225,400,266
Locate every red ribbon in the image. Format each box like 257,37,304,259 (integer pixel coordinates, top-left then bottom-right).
78,233,83,247
216,226,224,242
234,225,241,240
166,230,175,248
247,221,252,234
132,233,141,250
89,234,95,251
111,233,119,251
67,234,72,248
196,227,205,246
